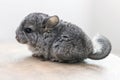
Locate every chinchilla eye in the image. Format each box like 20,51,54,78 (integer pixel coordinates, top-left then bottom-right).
24,28,32,33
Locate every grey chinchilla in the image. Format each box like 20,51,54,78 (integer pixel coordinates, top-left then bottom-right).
15,12,112,63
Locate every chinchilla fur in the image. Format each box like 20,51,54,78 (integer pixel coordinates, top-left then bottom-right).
16,12,112,63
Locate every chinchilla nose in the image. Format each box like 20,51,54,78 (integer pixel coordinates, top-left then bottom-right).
16,35,20,42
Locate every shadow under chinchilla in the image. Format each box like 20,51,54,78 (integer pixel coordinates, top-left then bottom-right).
14,55,104,73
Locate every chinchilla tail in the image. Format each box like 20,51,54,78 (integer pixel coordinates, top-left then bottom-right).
88,34,112,60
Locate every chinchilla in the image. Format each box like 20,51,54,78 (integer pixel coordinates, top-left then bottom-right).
15,12,112,63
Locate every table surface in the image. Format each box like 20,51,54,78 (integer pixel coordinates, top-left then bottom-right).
0,43,120,80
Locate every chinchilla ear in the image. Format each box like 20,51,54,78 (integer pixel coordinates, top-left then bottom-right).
44,15,59,32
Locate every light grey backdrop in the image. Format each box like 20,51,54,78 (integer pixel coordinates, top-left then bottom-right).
0,0,119,55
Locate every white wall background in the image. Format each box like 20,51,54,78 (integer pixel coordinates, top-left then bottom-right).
0,0,119,55
0,0,93,42
91,0,120,54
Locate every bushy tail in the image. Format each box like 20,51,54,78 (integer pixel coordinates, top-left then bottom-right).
88,34,112,60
